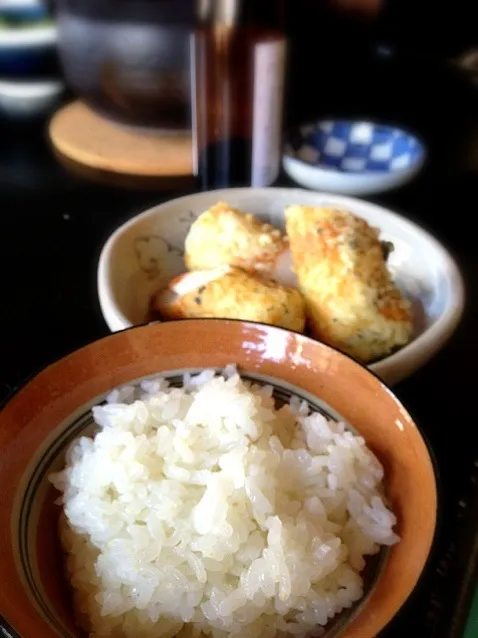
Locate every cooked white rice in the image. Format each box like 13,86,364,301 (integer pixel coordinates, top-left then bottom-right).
49,367,399,638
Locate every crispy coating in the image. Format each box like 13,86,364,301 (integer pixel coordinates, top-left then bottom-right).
285,206,413,363
185,201,288,278
153,266,306,333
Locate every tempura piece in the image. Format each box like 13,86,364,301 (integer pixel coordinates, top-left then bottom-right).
185,202,296,287
152,265,306,333
285,206,413,363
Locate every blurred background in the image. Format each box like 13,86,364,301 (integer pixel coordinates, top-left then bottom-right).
2,0,478,193
2,0,478,132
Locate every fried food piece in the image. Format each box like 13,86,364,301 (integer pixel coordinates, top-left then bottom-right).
285,206,413,363
152,265,306,333
185,202,296,286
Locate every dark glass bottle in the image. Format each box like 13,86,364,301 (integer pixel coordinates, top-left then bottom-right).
191,0,287,189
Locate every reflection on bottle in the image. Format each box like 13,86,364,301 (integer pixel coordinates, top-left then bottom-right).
191,0,287,190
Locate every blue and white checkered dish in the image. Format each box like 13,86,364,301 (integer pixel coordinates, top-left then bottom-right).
286,120,425,174
283,120,426,196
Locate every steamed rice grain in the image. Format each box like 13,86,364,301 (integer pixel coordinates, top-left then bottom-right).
49,368,399,638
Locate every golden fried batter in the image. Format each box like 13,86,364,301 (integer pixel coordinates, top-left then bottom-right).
153,265,306,333
285,206,413,362
185,202,293,284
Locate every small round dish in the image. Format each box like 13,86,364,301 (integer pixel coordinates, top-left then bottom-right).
0,320,437,638
283,120,426,196
0,1,57,73
0,1,56,48
97,188,465,386
0,78,64,118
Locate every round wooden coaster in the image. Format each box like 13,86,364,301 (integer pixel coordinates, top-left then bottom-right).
49,100,193,177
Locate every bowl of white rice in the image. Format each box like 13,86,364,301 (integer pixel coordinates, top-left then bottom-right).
0,319,437,638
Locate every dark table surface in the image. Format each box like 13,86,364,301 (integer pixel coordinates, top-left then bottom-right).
1,51,478,638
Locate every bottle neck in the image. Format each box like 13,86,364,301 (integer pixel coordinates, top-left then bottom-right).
196,0,284,30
